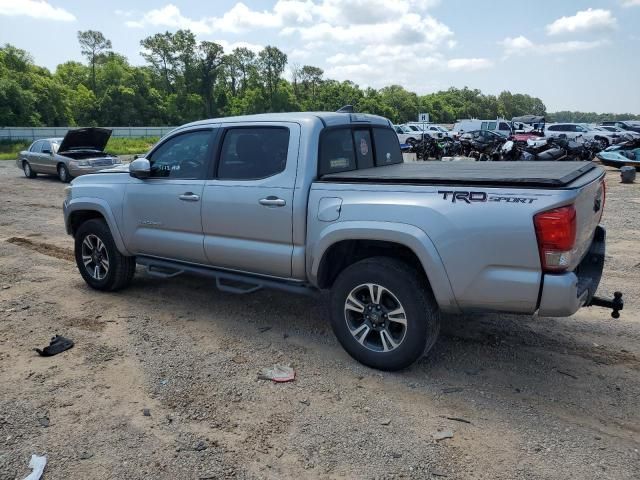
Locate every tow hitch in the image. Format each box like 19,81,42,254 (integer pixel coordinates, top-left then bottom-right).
588,291,623,319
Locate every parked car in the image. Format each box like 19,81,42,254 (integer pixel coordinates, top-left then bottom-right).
63,111,620,371
16,128,121,182
544,123,619,147
595,125,640,141
452,119,512,138
405,123,452,139
393,124,423,146
511,115,546,143
600,120,640,134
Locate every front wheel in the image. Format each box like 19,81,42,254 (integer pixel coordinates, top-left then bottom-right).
57,163,71,183
74,219,136,291
329,257,440,371
23,161,37,178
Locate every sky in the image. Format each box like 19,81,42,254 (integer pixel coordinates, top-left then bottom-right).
1,0,639,113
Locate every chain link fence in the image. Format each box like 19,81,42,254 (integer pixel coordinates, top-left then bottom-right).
0,127,177,141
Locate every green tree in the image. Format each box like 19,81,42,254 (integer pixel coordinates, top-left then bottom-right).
257,46,287,110
140,32,176,93
77,30,112,92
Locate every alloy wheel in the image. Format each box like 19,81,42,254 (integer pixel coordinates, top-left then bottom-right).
344,283,408,353
81,234,110,280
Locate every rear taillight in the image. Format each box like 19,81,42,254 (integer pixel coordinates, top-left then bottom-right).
534,205,577,272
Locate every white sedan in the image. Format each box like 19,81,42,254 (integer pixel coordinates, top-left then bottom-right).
393,125,423,145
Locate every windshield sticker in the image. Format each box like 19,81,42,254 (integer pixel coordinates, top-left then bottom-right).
330,157,350,169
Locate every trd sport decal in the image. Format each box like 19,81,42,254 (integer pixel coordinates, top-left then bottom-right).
438,191,537,204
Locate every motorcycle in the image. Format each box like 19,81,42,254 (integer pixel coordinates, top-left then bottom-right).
410,136,445,160
499,138,567,161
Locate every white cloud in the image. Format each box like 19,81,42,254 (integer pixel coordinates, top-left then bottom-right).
447,58,493,71
126,1,313,34
215,40,264,55
546,8,616,35
0,0,75,21
212,2,282,32
125,4,211,34
622,0,640,6
282,13,452,47
501,35,605,57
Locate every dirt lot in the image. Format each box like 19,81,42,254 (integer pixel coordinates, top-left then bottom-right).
1,160,639,480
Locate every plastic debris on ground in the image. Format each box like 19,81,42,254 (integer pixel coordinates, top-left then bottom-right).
22,454,47,480
433,430,454,442
258,365,295,383
34,335,74,356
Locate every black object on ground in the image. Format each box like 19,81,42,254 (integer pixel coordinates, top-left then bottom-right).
34,335,74,356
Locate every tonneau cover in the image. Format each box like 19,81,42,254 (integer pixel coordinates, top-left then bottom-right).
320,161,597,188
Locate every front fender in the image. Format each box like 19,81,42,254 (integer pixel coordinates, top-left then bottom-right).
308,221,460,313
63,197,131,256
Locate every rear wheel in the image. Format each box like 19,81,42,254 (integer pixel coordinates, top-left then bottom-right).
57,163,71,183
329,257,440,371
23,161,37,178
74,219,136,291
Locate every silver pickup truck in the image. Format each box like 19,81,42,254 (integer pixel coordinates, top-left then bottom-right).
62,112,622,370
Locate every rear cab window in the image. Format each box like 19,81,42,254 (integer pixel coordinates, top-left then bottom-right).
318,126,402,176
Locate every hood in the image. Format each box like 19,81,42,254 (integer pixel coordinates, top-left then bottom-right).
58,127,112,152
95,163,131,173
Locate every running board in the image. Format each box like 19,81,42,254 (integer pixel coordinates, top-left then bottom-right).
136,256,317,296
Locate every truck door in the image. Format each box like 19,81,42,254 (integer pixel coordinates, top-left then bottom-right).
121,128,215,264
201,123,299,278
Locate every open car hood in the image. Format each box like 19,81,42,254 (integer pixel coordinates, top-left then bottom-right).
58,127,112,152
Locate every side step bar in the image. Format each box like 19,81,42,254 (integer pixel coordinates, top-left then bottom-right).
136,256,318,296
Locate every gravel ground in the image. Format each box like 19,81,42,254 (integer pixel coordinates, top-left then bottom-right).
0,161,639,480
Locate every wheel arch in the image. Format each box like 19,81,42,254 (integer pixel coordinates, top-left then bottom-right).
65,199,131,256
310,221,460,313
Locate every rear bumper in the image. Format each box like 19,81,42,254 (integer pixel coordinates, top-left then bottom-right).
538,226,605,317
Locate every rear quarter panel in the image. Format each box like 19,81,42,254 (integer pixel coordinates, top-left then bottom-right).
307,180,592,314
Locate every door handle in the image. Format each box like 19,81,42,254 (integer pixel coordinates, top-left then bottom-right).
259,196,286,207
179,192,200,202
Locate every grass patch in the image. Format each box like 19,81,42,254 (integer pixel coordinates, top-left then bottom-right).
0,137,159,160
0,140,30,160
106,137,159,155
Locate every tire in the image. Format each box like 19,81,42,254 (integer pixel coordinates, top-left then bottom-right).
329,257,440,371
23,161,37,178
57,163,71,183
74,219,136,291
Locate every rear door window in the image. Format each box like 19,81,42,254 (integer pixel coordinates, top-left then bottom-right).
372,128,403,166
499,122,510,131
319,129,357,175
481,122,488,130
487,122,497,131
218,127,289,180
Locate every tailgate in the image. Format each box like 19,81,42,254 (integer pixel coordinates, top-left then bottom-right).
570,172,606,270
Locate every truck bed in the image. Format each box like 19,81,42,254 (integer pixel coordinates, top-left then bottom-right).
320,161,597,188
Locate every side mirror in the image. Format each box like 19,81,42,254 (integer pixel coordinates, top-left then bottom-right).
129,158,151,179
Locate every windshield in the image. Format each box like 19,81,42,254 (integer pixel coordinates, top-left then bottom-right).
400,126,413,133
